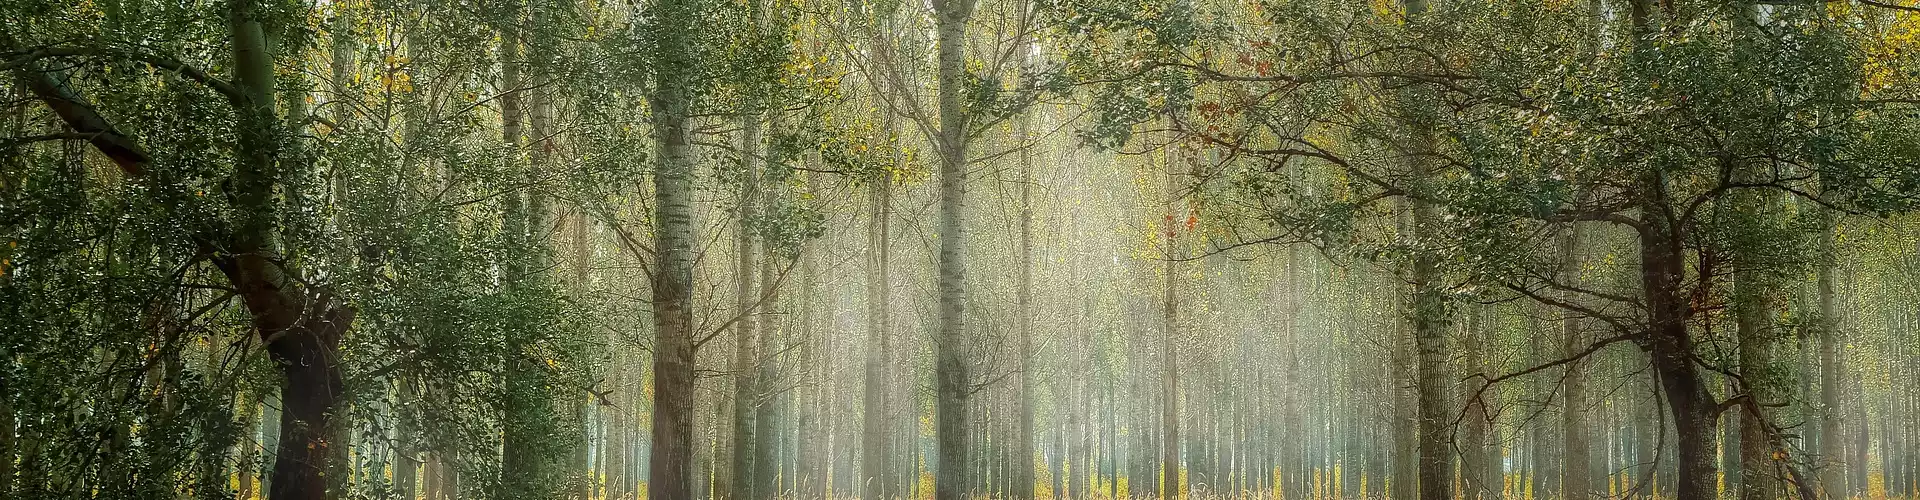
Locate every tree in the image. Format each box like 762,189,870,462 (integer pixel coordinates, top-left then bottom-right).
645,0,703,494
1160,134,1185,500
931,0,978,495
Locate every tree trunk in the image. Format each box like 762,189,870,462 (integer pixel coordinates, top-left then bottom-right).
1407,110,1452,500
1390,3,1453,499
1557,227,1593,500
863,102,897,499
647,0,700,493
931,0,975,496
222,2,359,498
1161,150,1184,500
1462,307,1492,500
1391,263,1418,500
1734,195,1784,500
1526,309,1556,500
497,12,562,496
1408,170,1450,500
754,244,783,500
1817,207,1845,499
1636,186,1721,500
729,83,764,500
1013,4,1038,494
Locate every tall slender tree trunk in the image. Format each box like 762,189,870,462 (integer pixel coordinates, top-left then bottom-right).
647,0,701,493
1391,2,1452,499
754,244,783,500
1012,6,1039,495
1161,145,1183,500
863,109,897,500
730,80,764,500
1391,265,1417,500
1408,124,1451,500
607,364,627,500
799,223,826,500
498,10,562,495
1462,307,1491,500
1114,401,1125,499
1526,309,1556,500
930,0,976,496
1817,207,1845,499
1558,227,1592,500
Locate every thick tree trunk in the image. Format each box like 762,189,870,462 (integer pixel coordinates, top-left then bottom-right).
225,2,359,498
931,0,975,496
1735,212,1783,500
1408,120,1451,500
647,0,700,493
1635,190,1720,500
1408,191,1450,500
1391,3,1453,499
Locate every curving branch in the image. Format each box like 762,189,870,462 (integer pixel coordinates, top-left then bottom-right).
12,67,153,175
4,45,243,102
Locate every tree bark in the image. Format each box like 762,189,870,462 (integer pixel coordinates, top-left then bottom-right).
863,110,897,500
1012,2,1038,494
1161,145,1183,500
1557,226,1593,500
729,79,764,500
754,243,783,500
1816,206,1845,499
647,0,700,493
1733,192,1784,500
1391,265,1417,500
1635,173,1720,500
1390,2,1453,499
930,0,975,496
1461,307,1492,500
230,2,356,497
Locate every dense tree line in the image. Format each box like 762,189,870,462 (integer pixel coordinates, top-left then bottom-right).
2,0,1918,499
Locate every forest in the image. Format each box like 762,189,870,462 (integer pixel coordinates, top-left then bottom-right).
3,0,1920,498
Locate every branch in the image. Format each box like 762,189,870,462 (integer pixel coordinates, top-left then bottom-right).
1854,0,1920,12
4,45,243,102
12,67,153,175
1503,282,1643,336
0,132,101,148
1453,331,1638,431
